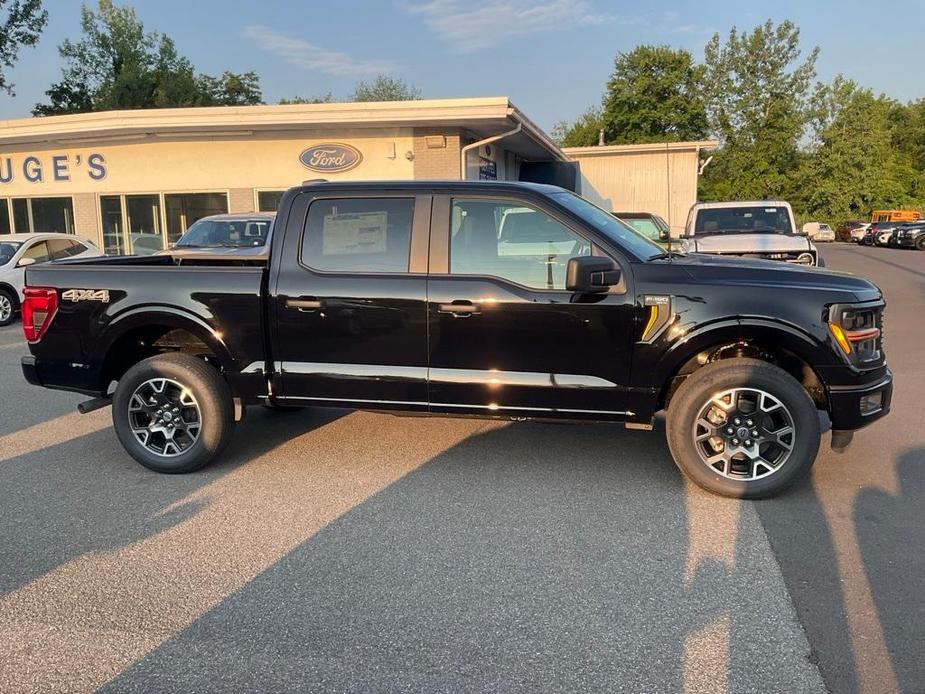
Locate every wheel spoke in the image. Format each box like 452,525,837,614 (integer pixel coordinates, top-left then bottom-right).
693,387,795,482
127,377,201,458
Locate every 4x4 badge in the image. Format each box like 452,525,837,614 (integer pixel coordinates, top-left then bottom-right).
62,289,110,303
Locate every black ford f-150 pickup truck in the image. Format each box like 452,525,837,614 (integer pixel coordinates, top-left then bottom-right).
20,181,892,498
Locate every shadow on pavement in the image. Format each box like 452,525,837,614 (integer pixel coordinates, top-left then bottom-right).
103,421,822,693
854,448,925,693
0,407,344,596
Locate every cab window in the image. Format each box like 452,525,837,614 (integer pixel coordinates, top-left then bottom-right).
301,198,414,273
450,199,590,290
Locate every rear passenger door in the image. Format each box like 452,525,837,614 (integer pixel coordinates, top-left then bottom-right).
270,191,432,409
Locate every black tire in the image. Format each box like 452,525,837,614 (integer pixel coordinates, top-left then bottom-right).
816,255,826,268
112,353,235,473
0,287,17,327
666,358,820,499
916,236,925,251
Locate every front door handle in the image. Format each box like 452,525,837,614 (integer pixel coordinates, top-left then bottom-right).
438,301,480,317
286,297,323,311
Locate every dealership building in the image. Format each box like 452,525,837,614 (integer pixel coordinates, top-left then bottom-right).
0,97,715,253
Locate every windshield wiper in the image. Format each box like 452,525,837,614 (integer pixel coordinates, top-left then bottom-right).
648,249,685,260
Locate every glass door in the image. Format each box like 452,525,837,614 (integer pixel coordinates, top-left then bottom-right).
125,194,162,255
165,193,228,244
100,195,124,255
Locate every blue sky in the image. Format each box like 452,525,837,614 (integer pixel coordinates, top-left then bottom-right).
2,0,923,131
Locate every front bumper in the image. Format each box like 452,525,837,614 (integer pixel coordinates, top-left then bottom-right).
827,370,893,432
896,237,918,248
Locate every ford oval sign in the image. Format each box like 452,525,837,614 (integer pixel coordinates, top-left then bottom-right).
299,143,362,173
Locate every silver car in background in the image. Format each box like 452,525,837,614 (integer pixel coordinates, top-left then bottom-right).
161,212,275,263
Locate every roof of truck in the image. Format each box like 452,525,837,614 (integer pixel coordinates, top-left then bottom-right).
291,180,570,195
690,201,793,210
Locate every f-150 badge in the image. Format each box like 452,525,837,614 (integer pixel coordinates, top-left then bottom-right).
62,289,110,302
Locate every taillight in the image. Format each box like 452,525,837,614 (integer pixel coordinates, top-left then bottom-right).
22,287,58,343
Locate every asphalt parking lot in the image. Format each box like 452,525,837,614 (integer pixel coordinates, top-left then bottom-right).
0,243,922,693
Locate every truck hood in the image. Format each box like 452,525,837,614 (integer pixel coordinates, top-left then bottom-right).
683,233,812,253
652,253,881,301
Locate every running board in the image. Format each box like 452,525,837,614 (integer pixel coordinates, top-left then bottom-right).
77,396,112,414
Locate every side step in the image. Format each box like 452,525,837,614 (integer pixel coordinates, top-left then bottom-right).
77,396,112,414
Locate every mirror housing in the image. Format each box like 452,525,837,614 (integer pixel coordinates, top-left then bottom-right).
566,256,621,293
17,256,37,268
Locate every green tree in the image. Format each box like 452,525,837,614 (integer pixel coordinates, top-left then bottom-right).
351,74,421,102
0,0,47,94
799,77,923,225
551,106,603,147
33,0,261,115
700,19,818,200
278,92,335,105
601,45,707,144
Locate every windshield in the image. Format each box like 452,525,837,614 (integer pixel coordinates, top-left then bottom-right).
693,206,794,235
0,241,22,265
176,219,272,248
622,218,664,242
551,193,665,259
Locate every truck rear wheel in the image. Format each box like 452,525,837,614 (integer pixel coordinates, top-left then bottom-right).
113,353,234,473
665,358,820,498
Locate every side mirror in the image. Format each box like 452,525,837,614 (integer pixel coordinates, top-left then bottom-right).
17,256,36,268
566,256,621,293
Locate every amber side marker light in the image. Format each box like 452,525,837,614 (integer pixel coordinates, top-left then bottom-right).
828,322,880,355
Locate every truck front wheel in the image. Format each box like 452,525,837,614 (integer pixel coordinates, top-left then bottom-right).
113,353,235,473
666,358,820,498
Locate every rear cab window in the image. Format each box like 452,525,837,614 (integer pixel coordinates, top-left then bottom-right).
300,198,414,273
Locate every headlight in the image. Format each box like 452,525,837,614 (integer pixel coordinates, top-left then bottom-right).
828,303,883,364
796,252,815,265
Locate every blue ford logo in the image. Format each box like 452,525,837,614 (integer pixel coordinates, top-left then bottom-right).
299,143,362,173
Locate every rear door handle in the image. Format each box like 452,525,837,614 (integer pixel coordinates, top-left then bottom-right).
286,297,323,311
438,301,480,317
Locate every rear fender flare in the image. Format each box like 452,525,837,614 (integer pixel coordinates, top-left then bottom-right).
102,306,237,372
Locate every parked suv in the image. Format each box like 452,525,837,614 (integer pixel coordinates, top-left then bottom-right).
893,223,925,250
682,201,822,266
20,181,892,499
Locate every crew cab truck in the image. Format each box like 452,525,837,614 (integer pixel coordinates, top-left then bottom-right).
20,181,893,498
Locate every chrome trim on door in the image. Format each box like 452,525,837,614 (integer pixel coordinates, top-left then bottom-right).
275,362,616,389
429,368,616,388
276,361,427,381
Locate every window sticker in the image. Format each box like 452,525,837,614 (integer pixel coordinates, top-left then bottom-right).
322,211,388,255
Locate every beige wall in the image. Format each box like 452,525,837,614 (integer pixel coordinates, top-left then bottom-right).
0,127,416,245
412,128,463,179
568,147,703,235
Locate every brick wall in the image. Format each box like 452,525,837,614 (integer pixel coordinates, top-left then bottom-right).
413,129,463,180
228,187,255,213
72,193,101,246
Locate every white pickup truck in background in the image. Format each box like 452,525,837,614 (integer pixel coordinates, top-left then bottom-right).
681,201,822,267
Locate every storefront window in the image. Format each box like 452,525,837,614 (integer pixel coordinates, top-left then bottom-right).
126,194,163,255
257,190,285,212
100,195,124,256
0,200,10,235
99,192,228,255
11,197,75,234
165,193,228,244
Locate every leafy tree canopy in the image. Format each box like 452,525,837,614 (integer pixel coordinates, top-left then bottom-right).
554,46,706,147
700,20,818,200
33,0,261,115
0,0,47,95
351,74,421,102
